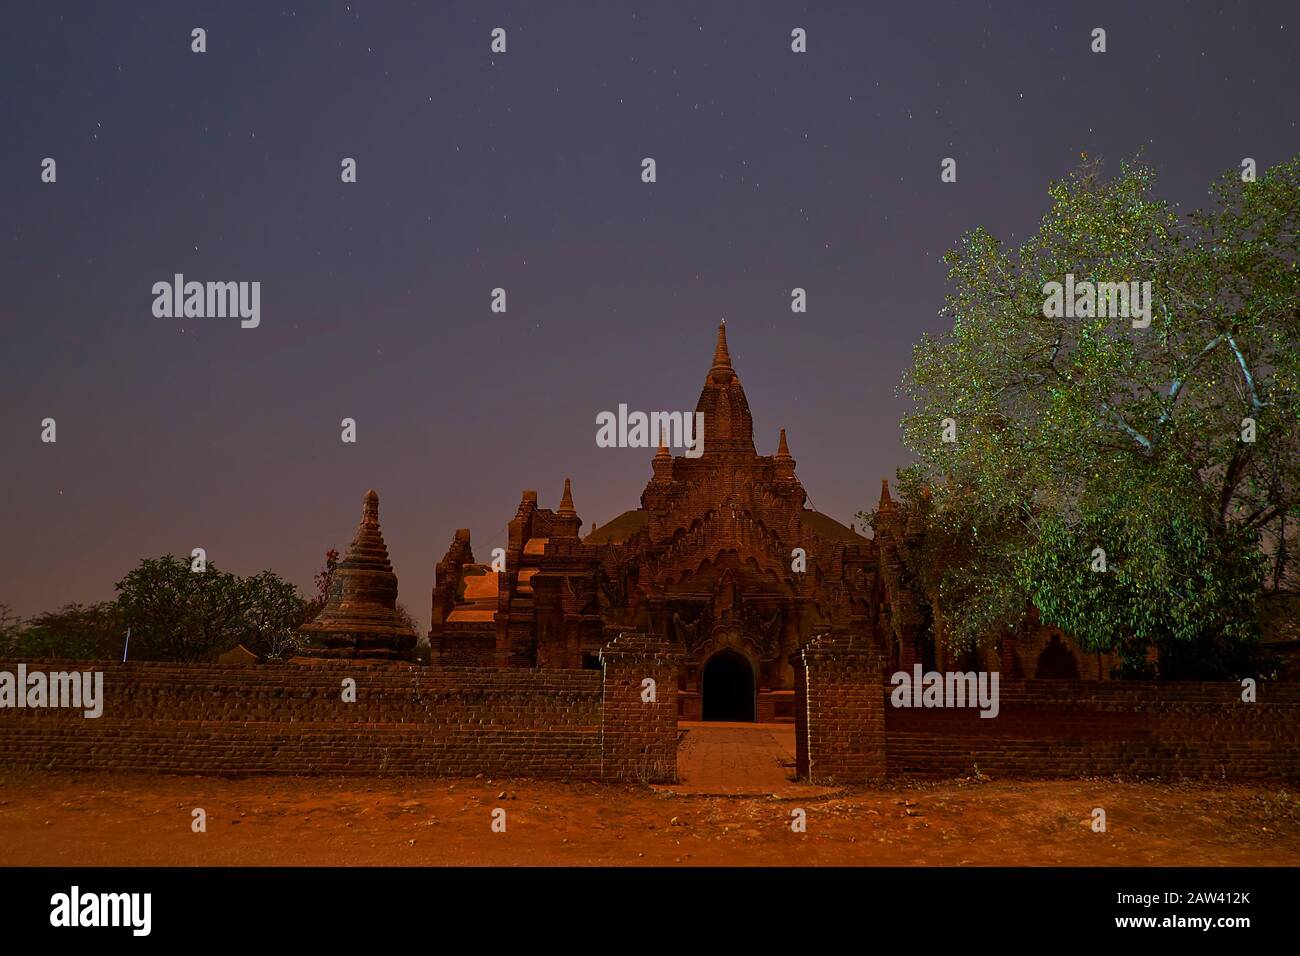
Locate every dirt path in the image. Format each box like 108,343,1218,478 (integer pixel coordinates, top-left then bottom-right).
1,771,1297,867
672,722,833,797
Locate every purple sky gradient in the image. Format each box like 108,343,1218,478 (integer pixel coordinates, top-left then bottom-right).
2,2,1297,631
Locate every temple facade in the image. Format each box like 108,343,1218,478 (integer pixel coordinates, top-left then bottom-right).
426,323,1106,719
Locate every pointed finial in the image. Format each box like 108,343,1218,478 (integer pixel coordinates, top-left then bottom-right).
558,477,576,516
656,424,669,457
363,489,380,524
711,320,732,369
776,428,791,458
879,478,894,508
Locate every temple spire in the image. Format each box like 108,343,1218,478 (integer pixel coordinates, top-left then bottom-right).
711,320,732,370
553,477,581,539
879,478,895,509
774,427,796,478
694,320,754,454
652,425,673,481
558,477,576,516
656,425,670,458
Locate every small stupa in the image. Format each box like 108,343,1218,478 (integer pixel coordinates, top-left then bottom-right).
297,490,417,662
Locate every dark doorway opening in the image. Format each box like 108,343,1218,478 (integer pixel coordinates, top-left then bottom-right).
702,649,755,721
1035,634,1080,679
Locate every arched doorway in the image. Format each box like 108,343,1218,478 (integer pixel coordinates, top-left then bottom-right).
1035,633,1080,679
701,649,755,721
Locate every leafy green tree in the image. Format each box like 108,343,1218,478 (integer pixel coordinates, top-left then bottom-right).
115,555,248,661
115,555,308,662
6,603,125,661
237,570,308,660
898,155,1299,678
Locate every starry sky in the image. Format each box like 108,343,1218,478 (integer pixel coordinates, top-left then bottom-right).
2,1,1296,631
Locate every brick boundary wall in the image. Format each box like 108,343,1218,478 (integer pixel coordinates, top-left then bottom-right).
795,638,1300,784
885,680,1300,781
600,633,683,784
0,643,676,781
792,633,886,786
8,647,1293,784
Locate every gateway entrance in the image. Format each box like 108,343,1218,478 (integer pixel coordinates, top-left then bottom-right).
701,649,755,721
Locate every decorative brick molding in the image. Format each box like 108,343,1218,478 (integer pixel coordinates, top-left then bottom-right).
599,632,684,783
792,633,887,785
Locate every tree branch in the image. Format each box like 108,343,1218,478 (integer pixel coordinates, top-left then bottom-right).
1218,446,1249,528
1100,402,1153,453
1157,333,1224,428
1226,334,1265,413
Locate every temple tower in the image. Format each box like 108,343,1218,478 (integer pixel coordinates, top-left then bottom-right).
693,321,756,456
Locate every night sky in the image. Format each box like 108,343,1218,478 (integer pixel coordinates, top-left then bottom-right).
2,2,1296,631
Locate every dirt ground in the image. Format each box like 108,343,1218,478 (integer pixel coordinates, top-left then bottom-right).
2,769,1297,867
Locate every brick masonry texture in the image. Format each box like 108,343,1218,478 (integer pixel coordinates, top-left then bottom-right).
599,633,683,784
3,655,1296,783
792,634,887,786
0,660,604,779
884,680,1300,781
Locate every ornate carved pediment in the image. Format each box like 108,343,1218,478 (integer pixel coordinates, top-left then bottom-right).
671,605,710,652
711,569,740,624
704,623,768,664
743,603,783,658
563,575,600,618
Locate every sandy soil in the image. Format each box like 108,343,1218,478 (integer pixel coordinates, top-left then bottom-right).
1,770,1297,866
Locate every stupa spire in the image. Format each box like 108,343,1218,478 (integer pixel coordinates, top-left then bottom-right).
297,489,417,662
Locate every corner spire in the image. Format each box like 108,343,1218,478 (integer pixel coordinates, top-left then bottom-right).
558,477,576,517
773,427,796,478
552,477,581,540
879,478,895,509
656,424,670,458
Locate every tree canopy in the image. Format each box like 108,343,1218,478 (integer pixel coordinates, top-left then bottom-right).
114,555,307,662
896,155,1299,678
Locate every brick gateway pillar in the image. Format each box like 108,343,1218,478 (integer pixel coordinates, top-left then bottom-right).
599,632,683,783
792,632,886,785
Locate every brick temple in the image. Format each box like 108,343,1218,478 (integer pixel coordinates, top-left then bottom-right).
425,323,1111,722
14,326,1294,785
